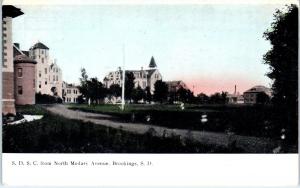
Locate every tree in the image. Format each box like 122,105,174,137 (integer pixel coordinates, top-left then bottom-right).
209,91,227,104
256,92,270,104
125,72,135,102
153,80,169,103
263,5,298,143
176,87,194,103
145,86,152,103
108,84,121,97
196,93,209,104
132,86,145,103
79,68,89,101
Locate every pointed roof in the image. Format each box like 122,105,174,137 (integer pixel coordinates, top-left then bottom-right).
2,5,23,18
30,42,49,50
149,56,157,68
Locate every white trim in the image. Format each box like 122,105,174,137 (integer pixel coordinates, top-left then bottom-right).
2,99,15,102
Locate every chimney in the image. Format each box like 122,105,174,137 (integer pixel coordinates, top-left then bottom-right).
14,43,20,49
234,85,237,95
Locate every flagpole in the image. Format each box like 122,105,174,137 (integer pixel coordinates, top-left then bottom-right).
121,45,125,111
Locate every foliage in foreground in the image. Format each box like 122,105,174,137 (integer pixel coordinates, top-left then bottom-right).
3,112,237,153
263,5,298,144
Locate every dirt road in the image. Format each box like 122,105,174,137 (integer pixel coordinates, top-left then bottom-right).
45,104,277,153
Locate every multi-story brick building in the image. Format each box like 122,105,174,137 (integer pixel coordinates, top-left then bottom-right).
2,5,24,114
103,56,162,94
29,42,63,98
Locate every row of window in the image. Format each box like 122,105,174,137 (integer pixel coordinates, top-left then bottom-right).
38,72,59,81
66,89,78,94
65,97,77,103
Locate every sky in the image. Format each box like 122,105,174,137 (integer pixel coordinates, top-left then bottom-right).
8,3,290,95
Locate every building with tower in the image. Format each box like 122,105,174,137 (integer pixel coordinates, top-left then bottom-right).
2,5,24,114
29,42,63,98
103,56,162,94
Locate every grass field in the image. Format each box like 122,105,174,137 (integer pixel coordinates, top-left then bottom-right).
3,105,237,153
68,103,280,139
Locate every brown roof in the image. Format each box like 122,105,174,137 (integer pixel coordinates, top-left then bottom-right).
14,55,36,64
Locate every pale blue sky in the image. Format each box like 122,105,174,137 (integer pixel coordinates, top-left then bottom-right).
11,4,286,94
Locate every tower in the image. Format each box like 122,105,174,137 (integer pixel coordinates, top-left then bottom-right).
29,42,50,95
149,56,157,69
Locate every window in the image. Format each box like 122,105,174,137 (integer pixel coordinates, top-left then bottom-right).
33,79,35,88
45,68,47,74
56,68,58,73
3,33,6,37
18,86,23,95
41,50,44,54
45,81,47,85
53,75,55,81
42,58,44,63
56,75,58,81
39,71,41,77
39,81,41,88
17,68,22,77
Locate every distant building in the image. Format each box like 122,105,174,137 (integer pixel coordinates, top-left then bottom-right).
103,56,162,94
29,42,63,98
62,82,81,103
2,5,24,114
226,85,244,104
166,80,188,93
243,85,272,104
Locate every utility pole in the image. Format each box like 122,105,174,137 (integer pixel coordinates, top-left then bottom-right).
121,45,125,111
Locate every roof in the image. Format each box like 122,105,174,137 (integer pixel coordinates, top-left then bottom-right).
14,55,36,64
244,85,272,96
2,5,23,18
149,56,157,68
30,42,49,50
166,80,187,89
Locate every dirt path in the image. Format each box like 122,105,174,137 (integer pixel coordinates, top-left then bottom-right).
45,104,277,153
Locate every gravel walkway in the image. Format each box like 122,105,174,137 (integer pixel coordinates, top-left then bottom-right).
45,104,277,153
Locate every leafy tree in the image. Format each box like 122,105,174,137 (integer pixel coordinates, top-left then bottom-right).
256,92,270,104
176,87,194,103
87,78,107,104
145,86,152,103
209,91,227,104
108,84,121,97
196,93,209,104
263,5,298,143
153,80,169,103
125,72,135,102
132,86,146,103
79,68,89,101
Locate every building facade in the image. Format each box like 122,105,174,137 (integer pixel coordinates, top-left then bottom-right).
29,42,63,98
103,56,162,94
62,82,81,103
243,85,272,104
2,5,23,114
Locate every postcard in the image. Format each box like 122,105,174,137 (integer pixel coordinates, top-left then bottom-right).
1,0,299,186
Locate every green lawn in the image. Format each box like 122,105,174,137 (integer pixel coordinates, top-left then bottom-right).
3,105,236,153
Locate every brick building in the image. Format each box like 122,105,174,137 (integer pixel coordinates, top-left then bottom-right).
2,5,23,114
